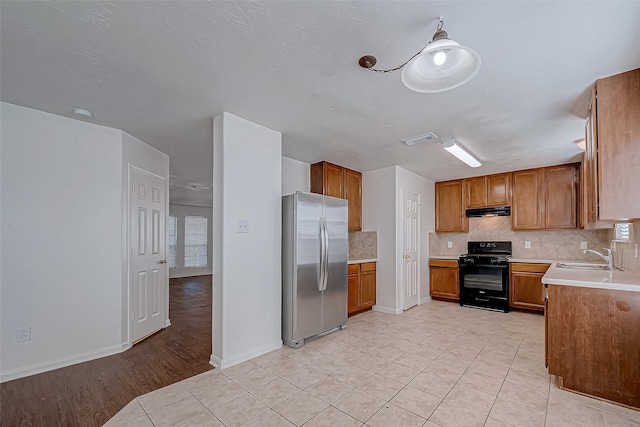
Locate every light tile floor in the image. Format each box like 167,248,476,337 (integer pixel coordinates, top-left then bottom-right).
105,300,640,427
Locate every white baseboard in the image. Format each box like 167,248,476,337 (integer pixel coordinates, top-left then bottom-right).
0,343,125,383
210,340,282,370
372,305,403,315
420,296,432,304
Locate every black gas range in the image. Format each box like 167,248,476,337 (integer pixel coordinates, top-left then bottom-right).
458,241,512,312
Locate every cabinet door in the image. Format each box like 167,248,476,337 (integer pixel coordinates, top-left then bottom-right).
487,173,511,207
325,162,345,199
545,164,577,229
596,68,640,221
429,263,459,300
510,272,545,311
347,271,360,315
512,169,544,230
465,176,487,208
435,180,468,232
360,264,376,309
345,169,362,232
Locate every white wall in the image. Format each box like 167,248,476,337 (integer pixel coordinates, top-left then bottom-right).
362,167,398,313
168,204,213,278
281,156,309,195
0,103,124,381
212,112,282,369
396,167,435,306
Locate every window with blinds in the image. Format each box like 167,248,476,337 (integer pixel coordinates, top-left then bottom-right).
185,216,208,267
168,216,177,268
615,223,630,241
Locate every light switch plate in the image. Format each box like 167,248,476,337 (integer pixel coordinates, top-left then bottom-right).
236,220,249,233
524,241,531,249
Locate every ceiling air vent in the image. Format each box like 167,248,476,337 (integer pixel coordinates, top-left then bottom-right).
402,132,438,146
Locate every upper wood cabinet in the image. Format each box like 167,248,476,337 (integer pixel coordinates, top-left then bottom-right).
310,161,362,232
465,173,511,209
435,179,468,232
512,164,577,231
512,168,545,230
584,68,640,223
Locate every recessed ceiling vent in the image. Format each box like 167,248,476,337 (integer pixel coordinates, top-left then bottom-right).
402,132,438,146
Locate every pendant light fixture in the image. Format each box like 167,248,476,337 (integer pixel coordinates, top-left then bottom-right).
359,17,481,93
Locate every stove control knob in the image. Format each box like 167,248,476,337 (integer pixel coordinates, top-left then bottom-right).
465,257,474,264
490,258,498,264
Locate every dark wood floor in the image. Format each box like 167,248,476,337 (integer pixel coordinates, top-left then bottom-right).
0,275,213,427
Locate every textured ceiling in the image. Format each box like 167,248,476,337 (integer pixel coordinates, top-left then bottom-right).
2,1,640,207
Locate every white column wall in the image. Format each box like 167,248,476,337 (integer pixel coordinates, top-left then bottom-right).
0,103,124,381
362,167,399,314
168,204,213,278
212,112,282,369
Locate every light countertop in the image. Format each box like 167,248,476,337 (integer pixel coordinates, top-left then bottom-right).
428,255,460,260
348,258,377,264
542,262,640,292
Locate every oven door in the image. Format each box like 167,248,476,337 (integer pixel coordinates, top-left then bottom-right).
460,265,506,294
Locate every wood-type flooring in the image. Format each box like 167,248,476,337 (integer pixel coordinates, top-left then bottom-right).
0,275,213,427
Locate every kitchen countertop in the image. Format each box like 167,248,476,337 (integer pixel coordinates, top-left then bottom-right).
428,255,460,260
542,261,640,292
348,258,377,264
509,258,555,264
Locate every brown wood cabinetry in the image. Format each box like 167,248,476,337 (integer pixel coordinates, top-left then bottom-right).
583,68,640,223
465,173,511,209
347,262,376,316
310,161,362,231
435,180,468,232
509,263,549,311
546,284,640,408
512,164,577,231
429,259,459,301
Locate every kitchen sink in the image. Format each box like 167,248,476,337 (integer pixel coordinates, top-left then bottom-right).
555,262,610,270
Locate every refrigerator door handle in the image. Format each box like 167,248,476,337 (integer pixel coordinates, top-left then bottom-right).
322,216,329,291
318,217,325,291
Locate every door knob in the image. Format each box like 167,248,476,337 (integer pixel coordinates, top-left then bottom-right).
159,259,167,264
404,254,410,259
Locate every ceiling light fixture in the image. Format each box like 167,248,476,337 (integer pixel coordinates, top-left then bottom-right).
574,138,586,150
359,16,481,93
442,140,481,167
72,107,93,118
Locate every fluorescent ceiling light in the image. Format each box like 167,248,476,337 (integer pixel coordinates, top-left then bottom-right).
442,140,481,167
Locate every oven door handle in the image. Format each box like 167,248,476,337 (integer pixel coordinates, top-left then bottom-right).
459,264,509,269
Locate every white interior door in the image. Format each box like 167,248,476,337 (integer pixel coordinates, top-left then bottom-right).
130,166,167,344
403,190,419,310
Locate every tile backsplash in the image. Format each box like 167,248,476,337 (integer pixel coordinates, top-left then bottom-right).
349,231,377,260
429,216,612,261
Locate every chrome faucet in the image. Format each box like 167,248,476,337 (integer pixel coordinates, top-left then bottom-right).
583,248,613,270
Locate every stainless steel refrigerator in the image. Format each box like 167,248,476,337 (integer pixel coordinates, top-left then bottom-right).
282,191,348,348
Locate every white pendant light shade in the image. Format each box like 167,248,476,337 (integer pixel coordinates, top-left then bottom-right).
401,37,481,93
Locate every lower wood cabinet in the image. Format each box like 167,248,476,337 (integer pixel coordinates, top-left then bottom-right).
509,263,550,311
429,259,459,301
348,262,376,316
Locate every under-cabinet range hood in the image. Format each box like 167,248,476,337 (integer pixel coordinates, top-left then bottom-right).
466,206,511,218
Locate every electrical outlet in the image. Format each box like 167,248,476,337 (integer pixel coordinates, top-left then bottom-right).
635,243,638,258
16,326,31,343
580,241,588,250
265,311,272,324
524,241,531,249
236,220,249,233
611,241,617,252
447,241,453,249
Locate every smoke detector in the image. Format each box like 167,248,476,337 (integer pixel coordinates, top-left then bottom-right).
402,132,439,146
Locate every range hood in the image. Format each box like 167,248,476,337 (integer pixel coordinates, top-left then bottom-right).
466,206,511,218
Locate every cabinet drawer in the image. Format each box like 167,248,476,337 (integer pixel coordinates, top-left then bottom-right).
361,262,376,272
510,263,550,274
429,259,458,268
348,264,360,274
